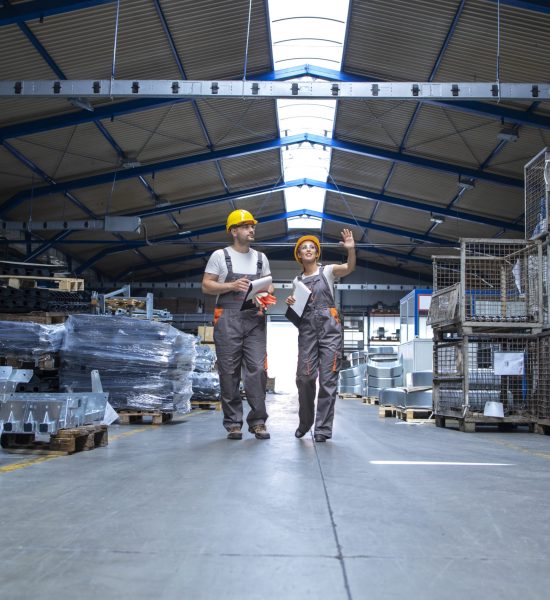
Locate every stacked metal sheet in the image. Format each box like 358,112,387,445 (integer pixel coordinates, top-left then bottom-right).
365,346,403,398
338,364,367,396
60,315,195,413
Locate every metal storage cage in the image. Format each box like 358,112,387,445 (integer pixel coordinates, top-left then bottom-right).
535,332,550,421
432,255,461,292
524,147,550,240
460,239,543,327
433,332,537,423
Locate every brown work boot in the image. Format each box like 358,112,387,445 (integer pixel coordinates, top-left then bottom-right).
248,424,270,440
227,426,242,440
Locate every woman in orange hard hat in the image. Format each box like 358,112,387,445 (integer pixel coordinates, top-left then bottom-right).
285,229,356,442
202,209,274,441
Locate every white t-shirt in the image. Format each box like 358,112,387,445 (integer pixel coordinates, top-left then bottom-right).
292,264,337,299
205,247,271,282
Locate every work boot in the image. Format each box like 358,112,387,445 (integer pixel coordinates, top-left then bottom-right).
249,424,270,440
227,426,242,440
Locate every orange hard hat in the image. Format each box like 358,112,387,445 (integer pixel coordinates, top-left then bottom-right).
226,209,257,232
294,235,321,263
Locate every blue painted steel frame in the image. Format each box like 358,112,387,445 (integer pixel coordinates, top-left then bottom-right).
0,1,116,26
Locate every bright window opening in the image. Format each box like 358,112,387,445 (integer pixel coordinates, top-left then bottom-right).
268,0,350,232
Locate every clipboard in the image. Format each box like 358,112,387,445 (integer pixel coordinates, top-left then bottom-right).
240,275,273,311
285,280,311,327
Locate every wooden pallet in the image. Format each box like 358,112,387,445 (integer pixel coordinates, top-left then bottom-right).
378,405,397,418
434,414,535,433
191,399,222,411
362,396,379,405
1,424,108,455
0,275,84,292
395,407,434,423
337,393,364,400
0,312,68,324
116,409,174,425
534,418,550,435
0,354,59,370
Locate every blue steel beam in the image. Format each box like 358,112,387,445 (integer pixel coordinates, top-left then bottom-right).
73,207,450,273
116,238,431,282
305,178,523,232
0,99,183,141
130,175,519,233
24,230,73,262
0,0,115,26
2,133,523,216
260,65,550,131
152,0,231,195
0,136,300,215
3,68,549,143
488,0,550,14
375,1,466,223
1,76,548,149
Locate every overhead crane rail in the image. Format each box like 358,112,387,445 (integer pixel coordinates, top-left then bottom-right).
0,80,549,101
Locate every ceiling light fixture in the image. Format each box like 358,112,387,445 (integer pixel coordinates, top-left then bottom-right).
458,175,476,190
497,125,519,143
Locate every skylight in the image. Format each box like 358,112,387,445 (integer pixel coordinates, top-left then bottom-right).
268,0,350,232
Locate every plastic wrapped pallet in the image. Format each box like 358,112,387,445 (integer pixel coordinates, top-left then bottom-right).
191,371,220,399
194,343,216,372
0,321,64,360
60,315,196,413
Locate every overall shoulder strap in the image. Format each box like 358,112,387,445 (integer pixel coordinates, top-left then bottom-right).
223,248,234,276
256,251,263,276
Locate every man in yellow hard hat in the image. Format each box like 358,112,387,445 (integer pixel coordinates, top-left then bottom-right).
285,229,356,442
202,209,273,440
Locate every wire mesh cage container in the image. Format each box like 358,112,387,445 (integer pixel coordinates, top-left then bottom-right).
525,147,550,240
460,239,543,328
427,283,460,328
535,332,550,421
433,332,537,422
542,239,550,329
432,255,461,292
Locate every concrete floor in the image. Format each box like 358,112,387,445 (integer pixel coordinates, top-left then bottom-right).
1,394,550,600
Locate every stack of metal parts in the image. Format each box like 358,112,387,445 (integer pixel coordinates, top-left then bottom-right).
338,363,367,396
60,315,196,413
191,344,220,400
433,334,535,416
0,261,91,313
0,320,64,363
365,346,403,398
348,351,368,365
0,367,108,434
380,386,432,409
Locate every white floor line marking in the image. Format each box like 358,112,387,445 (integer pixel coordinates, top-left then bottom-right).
370,461,514,466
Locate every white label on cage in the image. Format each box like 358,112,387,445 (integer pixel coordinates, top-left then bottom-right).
493,352,524,375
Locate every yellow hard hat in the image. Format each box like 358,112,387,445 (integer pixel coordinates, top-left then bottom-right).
226,209,258,232
294,235,321,263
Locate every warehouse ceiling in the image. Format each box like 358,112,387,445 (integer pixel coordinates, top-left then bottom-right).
0,0,549,284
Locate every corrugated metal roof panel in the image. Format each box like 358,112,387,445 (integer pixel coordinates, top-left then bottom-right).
196,98,278,149
219,149,281,191
343,0,461,80
385,162,457,208
335,99,417,151
329,150,392,192
161,0,272,79
435,1,550,82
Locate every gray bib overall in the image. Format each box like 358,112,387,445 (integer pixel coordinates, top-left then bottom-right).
296,266,342,437
213,248,268,430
